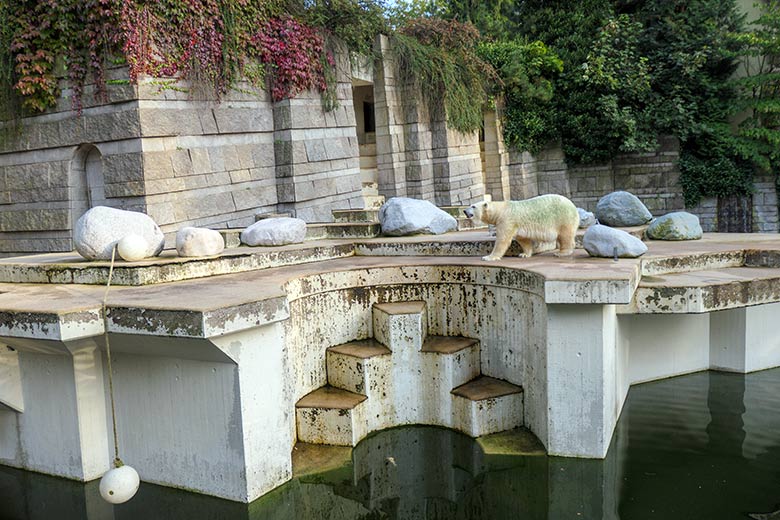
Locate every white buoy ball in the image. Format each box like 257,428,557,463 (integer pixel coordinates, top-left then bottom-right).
116,234,149,262
99,465,140,504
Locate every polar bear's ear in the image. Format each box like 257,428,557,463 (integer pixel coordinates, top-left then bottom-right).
481,201,490,221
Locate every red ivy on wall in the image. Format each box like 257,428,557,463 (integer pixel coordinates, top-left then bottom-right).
253,16,333,102
3,1,336,114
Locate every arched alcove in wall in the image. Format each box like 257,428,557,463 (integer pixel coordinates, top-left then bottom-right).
69,144,106,235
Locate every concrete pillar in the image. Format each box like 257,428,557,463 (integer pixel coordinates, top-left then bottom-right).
620,313,710,384
482,109,510,201
107,322,294,502
272,46,363,221
373,35,407,199
0,337,110,481
545,304,618,458
710,302,780,373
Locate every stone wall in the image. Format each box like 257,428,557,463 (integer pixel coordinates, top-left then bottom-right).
0,66,144,256
373,35,485,207
136,79,278,237
686,176,779,233
752,175,779,233
0,53,364,254
507,136,685,215
273,48,364,223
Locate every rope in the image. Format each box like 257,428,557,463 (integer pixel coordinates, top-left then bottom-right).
102,245,123,468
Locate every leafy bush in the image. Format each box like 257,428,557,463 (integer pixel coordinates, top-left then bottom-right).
477,40,562,153
729,0,780,175
679,127,754,206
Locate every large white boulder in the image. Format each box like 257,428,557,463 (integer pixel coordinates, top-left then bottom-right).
241,217,307,246
583,224,648,258
176,227,225,257
378,197,457,236
74,206,164,261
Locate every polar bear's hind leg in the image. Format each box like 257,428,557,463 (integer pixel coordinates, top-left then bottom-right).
516,237,534,258
554,226,576,257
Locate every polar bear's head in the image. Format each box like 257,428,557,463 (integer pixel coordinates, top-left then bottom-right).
464,201,493,224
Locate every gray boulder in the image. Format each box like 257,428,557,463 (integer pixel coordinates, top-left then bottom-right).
583,224,648,258
379,197,457,236
595,191,653,227
74,206,164,260
577,208,597,228
176,227,225,257
241,217,307,246
646,212,703,241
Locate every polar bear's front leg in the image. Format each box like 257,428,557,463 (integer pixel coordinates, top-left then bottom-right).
483,228,514,261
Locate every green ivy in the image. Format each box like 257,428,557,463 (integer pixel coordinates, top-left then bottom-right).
391,18,495,133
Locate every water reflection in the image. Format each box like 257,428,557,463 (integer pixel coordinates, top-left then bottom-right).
3,368,780,520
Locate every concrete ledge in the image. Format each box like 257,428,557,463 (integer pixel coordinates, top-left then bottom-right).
634,267,780,313
0,242,355,286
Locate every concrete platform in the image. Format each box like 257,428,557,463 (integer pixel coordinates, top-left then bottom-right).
2,230,780,502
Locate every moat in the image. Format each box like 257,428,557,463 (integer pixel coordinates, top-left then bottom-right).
3,367,780,519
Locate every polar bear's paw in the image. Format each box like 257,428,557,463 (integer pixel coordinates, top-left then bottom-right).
554,249,574,257
517,252,531,258
482,255,501,261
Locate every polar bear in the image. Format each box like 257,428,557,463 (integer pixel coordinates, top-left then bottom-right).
464,194,580,261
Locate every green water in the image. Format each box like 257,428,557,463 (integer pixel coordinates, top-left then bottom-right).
2,369,780,520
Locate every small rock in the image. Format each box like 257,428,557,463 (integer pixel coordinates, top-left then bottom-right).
378,197,457,236
595,191,653,227
646,212,702,240
241,217,307,246
176,227,225,257
583,224,648,258
117,234,149,262
74,206,164,260
577,208,596,228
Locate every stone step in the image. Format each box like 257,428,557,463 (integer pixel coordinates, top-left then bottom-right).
372,301,428,351
359,156,378,170
296,386,368,446
421,335,481,391
304,222,381,240
360,168,378,185
363,195,385,210
456,216,487,231
326,339,392,395
439,206,469,218
332,209,379,223
640,249,745,277
451,376,524,437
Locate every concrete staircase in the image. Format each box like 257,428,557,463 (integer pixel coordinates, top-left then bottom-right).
295,301,523,446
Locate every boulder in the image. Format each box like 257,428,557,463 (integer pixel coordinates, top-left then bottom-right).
595,191,653,227
176,227,225,257
577,208,597,228
378,197,457,236
74,206,164,261
646,212,703,241
583,224,648,258
241,217,307,246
